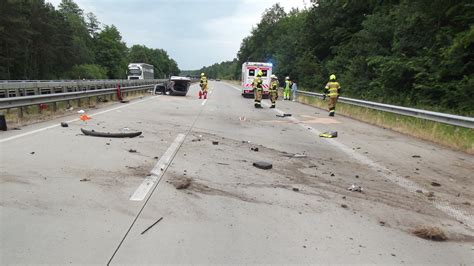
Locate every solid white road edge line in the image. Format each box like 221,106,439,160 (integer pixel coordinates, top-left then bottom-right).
0,95,160,144
130,133,186,201
225,82,474,228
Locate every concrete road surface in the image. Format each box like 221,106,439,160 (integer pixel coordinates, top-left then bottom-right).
1,82,473,265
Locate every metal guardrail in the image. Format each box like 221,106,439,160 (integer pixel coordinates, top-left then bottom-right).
0,79,166,98
297,90,474,129
0,84,156,110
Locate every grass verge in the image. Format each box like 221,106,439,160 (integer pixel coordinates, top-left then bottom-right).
298,95,474,154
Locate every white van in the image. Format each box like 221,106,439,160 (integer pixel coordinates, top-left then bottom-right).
241,62,272,98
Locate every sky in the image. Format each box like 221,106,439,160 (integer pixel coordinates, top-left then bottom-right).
46,0,309,70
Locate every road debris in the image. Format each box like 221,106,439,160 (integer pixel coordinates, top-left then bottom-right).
292,187,300,192
379,221,386,226
81,128,142,138
141,217,163,235
30,152,35,155
77,110,85,114
80,178,91,182
212,141,219,145
462,202,471,206
251,147,259,152
341,204,348,208
276,113,292,118
412,225,447,241
431,182,441,187
347,184,363,192
128,149,137,153
416,189,423,193
253,161,272,170
239,116,246,121
427,192,435,197
217,162,230,165
173,177,192,189
61,122,69,127
319,131,338,138
412,155,421,158
80,114,91,121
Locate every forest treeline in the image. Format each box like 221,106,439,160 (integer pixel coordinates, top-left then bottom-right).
195,0,473,115
0,0,180,80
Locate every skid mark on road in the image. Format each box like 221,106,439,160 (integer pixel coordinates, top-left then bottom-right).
225,82,474,229
130,134,186,201
0,96,160,144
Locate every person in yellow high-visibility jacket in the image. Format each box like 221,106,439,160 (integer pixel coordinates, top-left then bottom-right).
323,74,341,117
199,73,208,99
252,70,264,108
283,76,292,100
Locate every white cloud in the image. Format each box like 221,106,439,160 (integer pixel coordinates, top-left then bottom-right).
45,0,308,69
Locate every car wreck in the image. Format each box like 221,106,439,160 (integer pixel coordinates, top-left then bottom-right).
153,76,191,96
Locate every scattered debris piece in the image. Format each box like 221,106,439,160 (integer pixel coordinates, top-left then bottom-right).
77,110,85,114
61,122,69,127
379,221,386,226
319,131,338,138
412,155,421,158
251,147,259,152
431,182,441,187
173,177,192,189
253,161,272,170
347,184,363,192
330,173,335,177
30,152,35,155
80,178,91,182
416,189,423,193
239,116,246,121
427,192,435,197
120,100,130,103
79,114,92,121
81,128,142,138
355,175,359,178
283,113,292,117
412,225,447,241
141,217,163,235
341,204,348,208
106,143,110,145
217,162,230,165
462,202,471,206
154,156,159,159
292,188,300,192
342,196,346,199
11,127,21,130
212,141,219,145
66,106,74,111
128,149,137,153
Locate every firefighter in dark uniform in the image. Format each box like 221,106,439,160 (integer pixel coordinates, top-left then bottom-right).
323,74,341,116
269,74,278,108
252,70,264,108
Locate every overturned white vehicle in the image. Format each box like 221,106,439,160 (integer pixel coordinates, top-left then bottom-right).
153,76,191,96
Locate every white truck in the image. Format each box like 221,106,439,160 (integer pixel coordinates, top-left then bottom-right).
241,62,272,98
127,63,154,80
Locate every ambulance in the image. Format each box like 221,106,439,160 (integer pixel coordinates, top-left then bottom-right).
241,62,272,98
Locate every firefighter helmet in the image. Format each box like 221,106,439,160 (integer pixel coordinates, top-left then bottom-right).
201,73,205,76
285,76,289,80
330,74,336,80
271,74,277,79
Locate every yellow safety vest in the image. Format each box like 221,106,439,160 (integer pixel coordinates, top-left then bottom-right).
325,81,340,97
285,80,291,90
270,81,278,91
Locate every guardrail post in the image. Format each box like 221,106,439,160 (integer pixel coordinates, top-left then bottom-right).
52,102,57,112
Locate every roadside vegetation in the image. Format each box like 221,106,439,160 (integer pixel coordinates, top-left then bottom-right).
193,0,473,116
0,0,180,80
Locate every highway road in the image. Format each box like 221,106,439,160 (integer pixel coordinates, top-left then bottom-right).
1,82,473,264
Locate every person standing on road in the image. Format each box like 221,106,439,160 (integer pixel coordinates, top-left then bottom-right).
323,74,341,117
283,76,292,100
269,74,279,108
199,72,208,99
291,80,297,102
252,70,264,108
